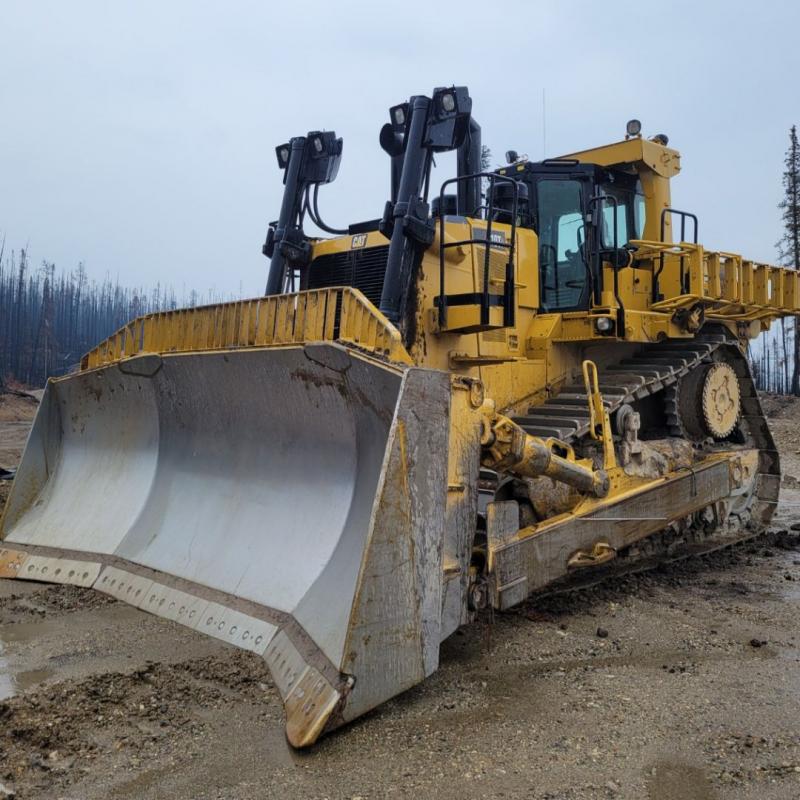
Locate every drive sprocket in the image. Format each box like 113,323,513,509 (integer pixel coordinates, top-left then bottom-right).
667,360,741,441
700,362,741,437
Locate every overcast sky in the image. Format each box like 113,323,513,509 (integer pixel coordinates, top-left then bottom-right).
2,0,799,297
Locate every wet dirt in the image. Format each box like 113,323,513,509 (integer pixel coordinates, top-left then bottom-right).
1,392,800,798
0,391,39,467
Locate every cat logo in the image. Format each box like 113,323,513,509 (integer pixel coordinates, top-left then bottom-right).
351,234,368,249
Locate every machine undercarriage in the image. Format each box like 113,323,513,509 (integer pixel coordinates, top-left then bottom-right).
477,330,778,610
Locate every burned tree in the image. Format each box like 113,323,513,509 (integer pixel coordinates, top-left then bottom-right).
778,125,800,394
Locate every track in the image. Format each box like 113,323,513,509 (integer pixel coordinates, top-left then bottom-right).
507,327,781,596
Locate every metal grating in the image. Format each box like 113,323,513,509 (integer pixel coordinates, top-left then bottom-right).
307,246,389,309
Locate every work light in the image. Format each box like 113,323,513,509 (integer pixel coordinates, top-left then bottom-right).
433,87,461,119
302,131,343,183
276,144,291,168
626,119,642,137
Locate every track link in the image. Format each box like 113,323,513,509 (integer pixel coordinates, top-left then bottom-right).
511,336,723,441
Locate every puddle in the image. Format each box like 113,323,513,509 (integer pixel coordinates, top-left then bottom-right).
0,661,54,699
781,573,800,602
647,760,717,800
0,644,55,700
0,653,13,699
0,619,61,644
0,620,60,699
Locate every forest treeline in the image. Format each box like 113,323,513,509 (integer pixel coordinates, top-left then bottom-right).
752,326,794,394
0,244,226,388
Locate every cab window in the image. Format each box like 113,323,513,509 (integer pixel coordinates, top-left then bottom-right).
599,178,646,246
599,186,630,248
633,181,646,238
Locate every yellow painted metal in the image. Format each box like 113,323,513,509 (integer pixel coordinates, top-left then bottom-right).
513,449,742,547
479,407,608,498
432,218,525,335
631,240,800,321
560,137,682,179
582,360,616,470
434,304,506,334
81,287,412,370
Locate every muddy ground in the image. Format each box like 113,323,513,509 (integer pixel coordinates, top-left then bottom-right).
0,392,40,513
1,393,800,799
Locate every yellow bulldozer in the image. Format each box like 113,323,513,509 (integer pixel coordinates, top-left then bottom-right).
1,86,796,747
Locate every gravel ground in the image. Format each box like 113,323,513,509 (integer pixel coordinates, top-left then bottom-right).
1,393,800,799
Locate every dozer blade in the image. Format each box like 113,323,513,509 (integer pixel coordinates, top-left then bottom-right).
0,343,451,747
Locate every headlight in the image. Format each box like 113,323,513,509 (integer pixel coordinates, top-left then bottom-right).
441,92,455,112
595,316,614,333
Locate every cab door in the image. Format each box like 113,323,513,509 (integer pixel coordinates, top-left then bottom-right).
532,169,596,313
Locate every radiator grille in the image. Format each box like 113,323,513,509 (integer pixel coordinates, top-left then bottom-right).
307,246,389,309
475,246,509,291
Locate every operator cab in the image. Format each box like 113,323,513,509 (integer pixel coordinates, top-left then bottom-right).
495,159,646,313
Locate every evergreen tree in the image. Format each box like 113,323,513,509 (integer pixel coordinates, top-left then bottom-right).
0,242,231,387
778,125,800,394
